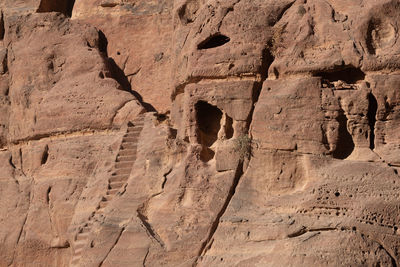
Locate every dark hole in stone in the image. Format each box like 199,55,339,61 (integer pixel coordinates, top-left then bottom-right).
99,71,105,79
198,34,230,50
315,67,366,84
37,0,76,17
366,19,378,55
46,186,52,203
0,12,4,40
117,51,121,55
225,115,234,139
157,113,167,122
41,145,49,165
98,30,108,55
332,110,355,159
196,101,222,161
200,147,215,162
367,93,377,150
334,192,340,197
170,128,177,139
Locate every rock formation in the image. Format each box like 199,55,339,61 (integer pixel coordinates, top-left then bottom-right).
1,0,400,266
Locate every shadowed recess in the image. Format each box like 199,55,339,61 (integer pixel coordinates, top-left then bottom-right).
315,67,366,84
198,34,230,50
332,110,354,159
368,93,378,150
225,114,234,139
41,145,49,165
196,101,222,161
0,12,4,40
37,0,76,17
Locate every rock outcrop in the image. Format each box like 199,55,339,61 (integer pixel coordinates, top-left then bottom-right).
1,0,400,266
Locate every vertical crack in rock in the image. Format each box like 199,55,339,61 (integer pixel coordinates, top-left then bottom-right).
142,248,149,267
195,161,244,263
9,156,16,169
0,11,4,40
137,208,165,248
41,145,49,165
98,227,125,267
247,48,274,129
161,169,172,190
368,93,378,150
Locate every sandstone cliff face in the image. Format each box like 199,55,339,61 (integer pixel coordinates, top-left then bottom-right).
1,0,400,266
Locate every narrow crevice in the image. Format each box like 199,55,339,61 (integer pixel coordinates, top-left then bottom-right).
0,12,4,40
98,30,108,55
142,248,149,267
41,145,49,165
161,169,172,190
246,48,274,130
98,227,125,267
46,186,52,204
195,161,244,263
368,93,377,150
9,156,16,169
137,209,165,248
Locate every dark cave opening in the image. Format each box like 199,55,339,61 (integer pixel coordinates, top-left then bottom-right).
41,145,49,165
198,34,230,50
367,93,378,150
195,101,222,161
37,0,76,17
0,12,4,40
315,67,366,84
225,115,234,139
332,111,355,159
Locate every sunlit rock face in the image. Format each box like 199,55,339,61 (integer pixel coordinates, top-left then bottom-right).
1,0,400,266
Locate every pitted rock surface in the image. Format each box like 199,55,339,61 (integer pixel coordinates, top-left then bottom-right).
1,0,400,266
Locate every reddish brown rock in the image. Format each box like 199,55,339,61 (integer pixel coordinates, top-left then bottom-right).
1,0,400,266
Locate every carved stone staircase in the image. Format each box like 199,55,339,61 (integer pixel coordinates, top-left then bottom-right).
69,114,145,266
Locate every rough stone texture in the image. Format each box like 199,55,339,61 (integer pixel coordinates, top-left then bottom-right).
1,0,400,266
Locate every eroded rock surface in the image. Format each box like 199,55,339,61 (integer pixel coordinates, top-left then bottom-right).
1,0,400,266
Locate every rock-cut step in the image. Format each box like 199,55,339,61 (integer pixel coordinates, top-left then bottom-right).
118,149,136,156
112,167,131,176
121,142,137,150
109,181,125,189
124,130,142,137
115,161,134,169
106,188,119,195
109,174,128,183
116,155,136,162
122,136,138,143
